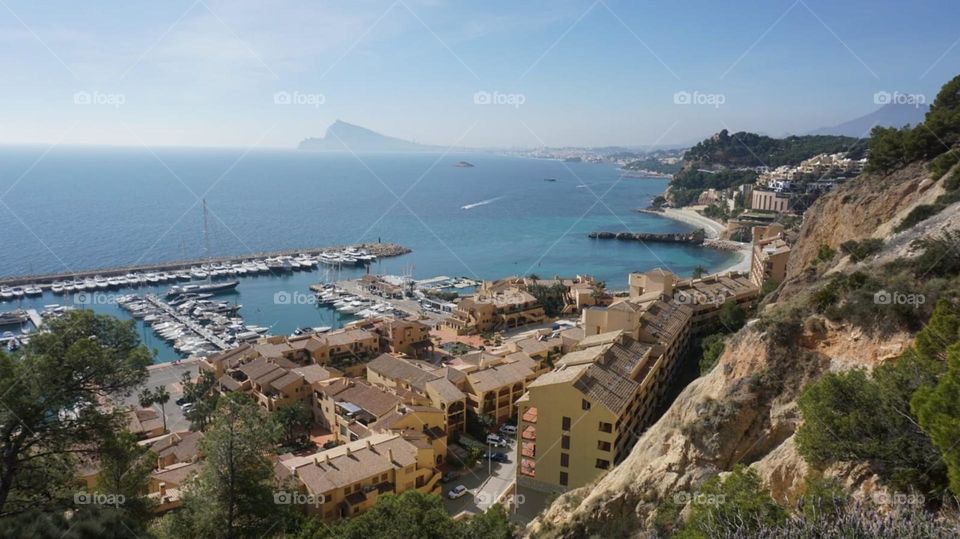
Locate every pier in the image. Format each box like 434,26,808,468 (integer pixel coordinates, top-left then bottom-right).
143,294,231,351
25,309,43,329
588,230,706,244
0,243,411,288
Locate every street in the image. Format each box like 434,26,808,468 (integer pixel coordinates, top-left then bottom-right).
123,359,199,433
443,438,518,516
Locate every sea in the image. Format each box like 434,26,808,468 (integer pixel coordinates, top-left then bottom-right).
0,146,736,362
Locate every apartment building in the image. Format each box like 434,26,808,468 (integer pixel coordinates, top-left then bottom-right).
444,287,546,335
347,317,434,359
750,224,791,286
213,355,341,411
751,189,792,213
275,432,442,522
622,268,759,324
313,378,403,443
366,353,468,435
516,331,660,493
146,430,204,513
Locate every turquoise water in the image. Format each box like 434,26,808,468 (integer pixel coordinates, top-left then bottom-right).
0,147,734,361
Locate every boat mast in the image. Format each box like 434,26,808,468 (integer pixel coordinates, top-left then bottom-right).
202,199,211,260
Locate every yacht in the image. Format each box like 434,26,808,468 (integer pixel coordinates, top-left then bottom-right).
166,280,239,297
24,284,42,296
94,276,109,290
51,282,65,294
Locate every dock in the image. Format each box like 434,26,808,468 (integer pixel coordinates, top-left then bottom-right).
25,309,42,329
0,243,411,288
143,295,231,351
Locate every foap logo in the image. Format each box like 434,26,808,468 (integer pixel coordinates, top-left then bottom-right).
475,491,525,506
673,90,725,108
274,490,324,507
273,290,317,306
273,91,325,108
73,90,126,108
871,491,924,506
674,290,728,306
74,491,125,507
873,289,925,307
473,90,526,109
73,292,122,305
874,90,926,108
673,491,725,506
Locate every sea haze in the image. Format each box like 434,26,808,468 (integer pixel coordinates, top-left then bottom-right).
0,146,734,287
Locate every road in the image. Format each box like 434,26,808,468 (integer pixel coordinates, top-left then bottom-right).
122,359,199,433
443,438,518,516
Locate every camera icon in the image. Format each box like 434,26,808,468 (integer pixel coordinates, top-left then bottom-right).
74,292,91,305
473,91,492,105
74,492,91,505
73,91,92,105
673,492,690,504
874,91,892,105
273,91,291,105
273,491,291,504
674,292,692,305
673,91,692,105
274,291,291,305
873,290,892,305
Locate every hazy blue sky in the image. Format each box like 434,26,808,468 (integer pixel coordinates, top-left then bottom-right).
1,0,957,148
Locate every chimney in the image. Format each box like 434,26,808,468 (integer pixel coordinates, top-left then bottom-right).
325,454,331,465
387,448,394,464
158,482,167,497
345,446,352,457
366,440,372,450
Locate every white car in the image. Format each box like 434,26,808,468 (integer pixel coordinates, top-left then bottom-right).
486,434,508,447
499,424,517,436
447,485,468,499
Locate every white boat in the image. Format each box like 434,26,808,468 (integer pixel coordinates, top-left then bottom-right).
51,282,65,294
24,285,42,296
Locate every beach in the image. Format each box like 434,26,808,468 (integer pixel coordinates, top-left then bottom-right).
655,207,753,274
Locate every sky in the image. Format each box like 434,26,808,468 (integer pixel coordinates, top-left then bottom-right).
0,0,957,149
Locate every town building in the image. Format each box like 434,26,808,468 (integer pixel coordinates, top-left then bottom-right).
751,189,792,213
366,353,468,435
444,286,546,335
275,432,442,522
750,224,791,286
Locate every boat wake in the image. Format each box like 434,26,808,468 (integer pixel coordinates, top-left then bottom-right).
461,196,503,210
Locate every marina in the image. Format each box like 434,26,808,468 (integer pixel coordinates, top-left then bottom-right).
0,243,410,290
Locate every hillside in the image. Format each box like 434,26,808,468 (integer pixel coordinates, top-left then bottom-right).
298,120,437,152
527,75,960,538
809,103,930,137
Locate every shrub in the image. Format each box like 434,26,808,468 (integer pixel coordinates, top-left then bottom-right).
676,465,787,538
896,204,941,232
929,150,960,181
839,238,884,262
699,333,726,375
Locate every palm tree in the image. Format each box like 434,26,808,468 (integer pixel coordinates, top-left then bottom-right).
692,265,708,279
138,386,171,433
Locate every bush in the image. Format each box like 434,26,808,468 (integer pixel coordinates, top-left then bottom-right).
929,150,960,181
699,333,726,375
896,204,941,232
676,465,787,538
840,238,884,262
816,244,836,263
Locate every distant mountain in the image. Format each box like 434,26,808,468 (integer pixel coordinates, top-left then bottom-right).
298,120,436,151
809,103,930,137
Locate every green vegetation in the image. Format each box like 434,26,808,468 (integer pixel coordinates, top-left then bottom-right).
0,310,151,518
684,130,865,169
698,333,726,375
169,393,287,538
815,244,836,263
867,75,960,174
272,401,315,452
300,490,514,539
139,385,171,432
796,300,960,498
893,168,960,232
424,289,460,302
675,465,787,538
526,282,569,317
717,301,747,332
839,238,884,262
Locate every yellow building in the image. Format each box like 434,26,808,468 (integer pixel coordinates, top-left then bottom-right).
750,224,791,286
444,287,546,335
366,353,468,435
275,432,442,522
516,332,659,493
214,356,340,412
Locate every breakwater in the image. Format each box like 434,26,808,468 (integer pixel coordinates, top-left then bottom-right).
588,230,706,245
0,243,410,288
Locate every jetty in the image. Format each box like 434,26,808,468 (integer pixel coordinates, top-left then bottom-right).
143,294,230,351
0,243,411,288
588,230,706,245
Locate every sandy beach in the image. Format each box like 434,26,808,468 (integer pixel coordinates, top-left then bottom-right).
655,207,753,274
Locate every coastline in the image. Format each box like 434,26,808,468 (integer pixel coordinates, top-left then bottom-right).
646,207,753,274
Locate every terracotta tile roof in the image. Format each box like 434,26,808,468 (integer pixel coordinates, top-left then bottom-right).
282,433,418,494
151,461,200,486
467,362,530,394
292,364,340,384
151,431,204,463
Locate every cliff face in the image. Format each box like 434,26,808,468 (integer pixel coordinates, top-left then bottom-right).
528,319,911,538
785,162,942,280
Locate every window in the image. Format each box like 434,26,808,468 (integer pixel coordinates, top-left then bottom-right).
597,440,611,451
562,416,571,430
599,421,613,433
560,453,569,467
561,435,570,450
581,399,591,411
559,472,568,486
595,459,610,470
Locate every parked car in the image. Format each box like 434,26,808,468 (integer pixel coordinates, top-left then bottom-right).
486,434,507,447
180,403,194,413
486,451,510,463
441,472,460,484
175,396,193,406
447,485,468,499
499,424,517,436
